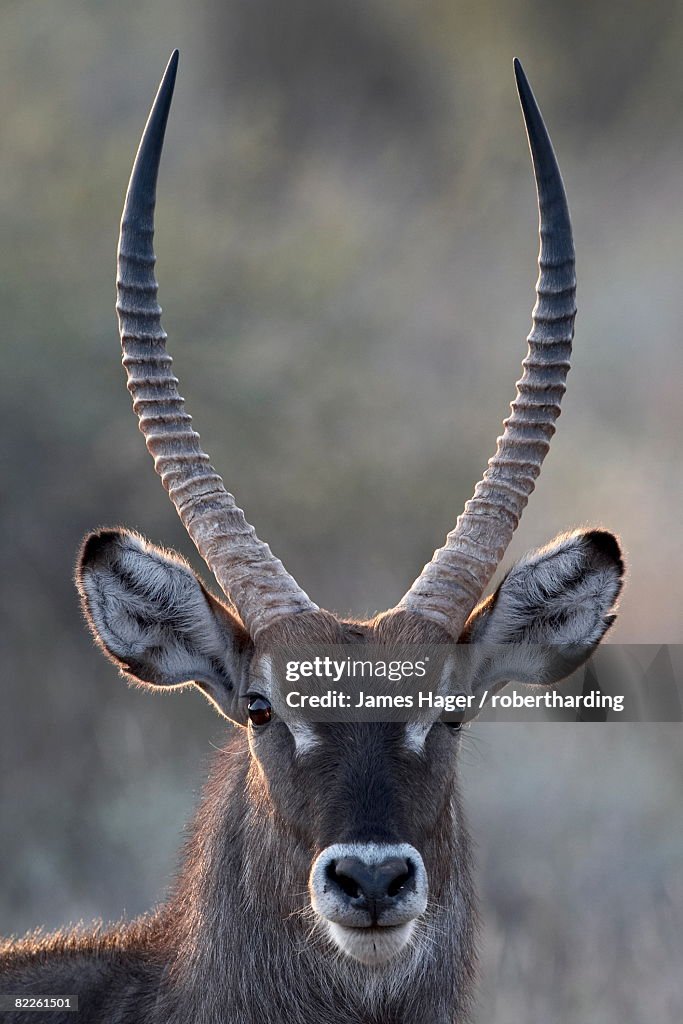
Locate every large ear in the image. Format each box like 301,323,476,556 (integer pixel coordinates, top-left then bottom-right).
76,529,253,724
461,529,624,701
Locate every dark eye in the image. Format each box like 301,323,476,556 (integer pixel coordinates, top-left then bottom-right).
247,696,272,727
445,719,462,732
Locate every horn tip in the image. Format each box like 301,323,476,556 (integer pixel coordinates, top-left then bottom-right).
162,49,179,92
513,57,532,106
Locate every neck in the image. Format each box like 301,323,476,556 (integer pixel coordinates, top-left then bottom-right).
159,733,477,1024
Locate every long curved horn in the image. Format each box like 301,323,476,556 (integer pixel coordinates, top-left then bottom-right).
392,59,576,636
116,51,318,638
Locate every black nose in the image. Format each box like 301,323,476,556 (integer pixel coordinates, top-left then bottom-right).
327,856,414,923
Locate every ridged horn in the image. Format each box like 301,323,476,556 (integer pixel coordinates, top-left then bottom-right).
116,51,318,638
393,59,576,635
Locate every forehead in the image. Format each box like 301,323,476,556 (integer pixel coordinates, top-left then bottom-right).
252,670,446,759
254,609,453,647
249,611,456,753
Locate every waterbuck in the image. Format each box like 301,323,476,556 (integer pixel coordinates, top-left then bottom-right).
0,53,623,1023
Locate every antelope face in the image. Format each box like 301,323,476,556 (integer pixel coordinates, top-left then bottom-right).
77,53,625,970
249,712,442,964
243,617,458,966
226,603,467,964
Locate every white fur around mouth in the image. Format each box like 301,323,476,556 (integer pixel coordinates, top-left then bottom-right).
326,920,416,965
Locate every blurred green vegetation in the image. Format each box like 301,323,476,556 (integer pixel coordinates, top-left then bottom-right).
1,2,681,1021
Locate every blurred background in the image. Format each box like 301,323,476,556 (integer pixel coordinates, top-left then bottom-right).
1,1,681,1021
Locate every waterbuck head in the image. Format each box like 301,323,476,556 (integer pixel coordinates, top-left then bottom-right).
77,52,623,971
